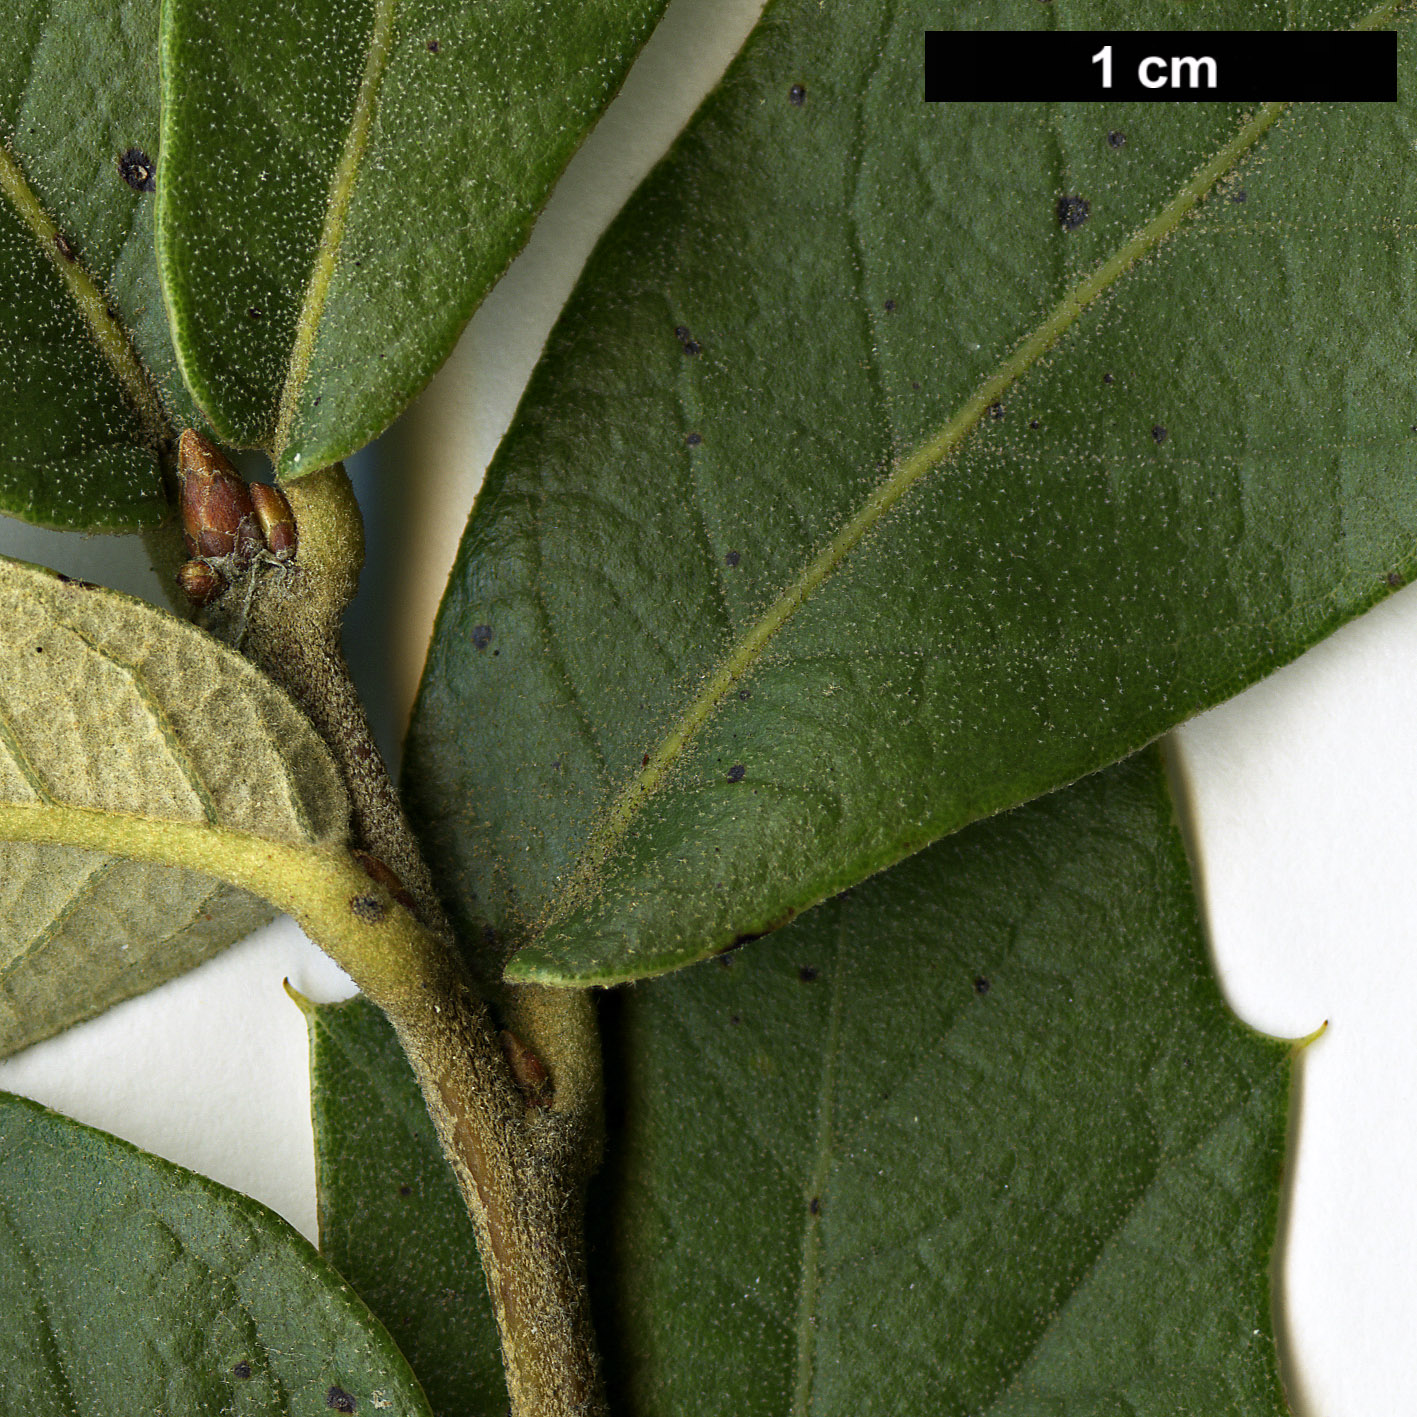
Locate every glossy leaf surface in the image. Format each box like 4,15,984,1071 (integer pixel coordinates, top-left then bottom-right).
593,751,1295,1414
0,557,347,1055
307,994,507,1417
158,0,671,478
0,1091,432,1414
408,0,1417,984
0,0,197,529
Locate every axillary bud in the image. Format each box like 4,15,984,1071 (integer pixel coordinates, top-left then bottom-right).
177,429,262,562
249,482,298,561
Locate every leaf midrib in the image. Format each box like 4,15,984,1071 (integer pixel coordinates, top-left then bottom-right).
0,143,168,447
271,0,398,468
536,89,1307,937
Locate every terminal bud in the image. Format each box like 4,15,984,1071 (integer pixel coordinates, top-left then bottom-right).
177,429,261,562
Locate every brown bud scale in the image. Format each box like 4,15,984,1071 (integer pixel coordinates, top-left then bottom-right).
250,482,298,561
352,849,417,913
176,559,223,606
499,1030,552,1108
177,429,261,562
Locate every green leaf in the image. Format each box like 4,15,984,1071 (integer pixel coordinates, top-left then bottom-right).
0,1089,433,1414
0,556,347,1056
305,993,507,1417
593,749,1295,1414
0,0,199,530
157,0,672,478
407,0,1417,985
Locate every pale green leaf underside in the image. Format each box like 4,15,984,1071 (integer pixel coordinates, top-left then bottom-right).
0,1091,432,1414
407,0,1417,986
0,0,200,530
0,557,348,1055
157,0,671,477
595,751,1295,1414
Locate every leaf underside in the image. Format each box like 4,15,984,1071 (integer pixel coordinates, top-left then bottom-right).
0,0,199,530
406,0,1417,986
594,750,1294,1415
0,557,348,1057
0,1091,433,1415
307,994,507,1417
157,0,672,477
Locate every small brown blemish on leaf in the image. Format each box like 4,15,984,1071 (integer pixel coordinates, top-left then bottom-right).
686,431,702,446
1387,571,1405,589
471,624,493,649
974,976,991,995
798,965,819,983
1056,194,1090,230
988,402,1005,421
55,573,100,590
398,1183,413,1196
118,147,155,192
727,763,746,783
1028,418,1040,429
725,550,741,567
809,1196,821,1215
738,688,751,701
642,752,650,766
427,38,440,51
675,325,702,356
730,1013,741,1024
1107,129,1126,149
1231,188,1247,203
884,298,896,313
789,82,806,105
53,233,74,261
326,1387,357,1413
247,307,262,320
1102,372,1115,385
350,894,386,923
1152,424,1168,444
233,1361,252,1380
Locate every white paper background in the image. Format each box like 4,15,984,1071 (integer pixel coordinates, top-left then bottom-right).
0,4,1406,1410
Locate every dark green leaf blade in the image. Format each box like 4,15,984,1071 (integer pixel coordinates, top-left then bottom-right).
158,0,671,478
305,993,507,1417
0,1090,433,1414
0,0,197,529
593,750,1296,1414
407,0,1417,984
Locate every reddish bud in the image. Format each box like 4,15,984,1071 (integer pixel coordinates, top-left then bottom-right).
177,429,261,561
175,559,223,606
499,1030,552,1107
249,482,298,561
351,849,417,913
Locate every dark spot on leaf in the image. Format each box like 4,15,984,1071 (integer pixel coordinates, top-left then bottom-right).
248,307,262,320
683,340,701,356
642,753,650,766
327,1388,357,1413
1231,187,1247,202
1056,194,1090,230
1028,418,1040,429
1387,571,1405,589
350,894,386,923
717,953,735,968
482,924,499,949
674,325,690,340
789,82,806,105
1103,372,1115,385
399,1184,413,1196
727,763,746,783
119,147,155,192
725,550,741,567
106,305,119,320
974,976,991,995
798,965,819,983
730,1014,741,1025
551,759,562,772
686,431,702,446
738,688,751,700
988,402,1005,421
884,298,896,312
53,233,74,261
471,624,493,650
34,645,42,654
1152,424,1168,444
427,38,440,51
809,1196,821,1215
233,1361,252,1380
911,380,921,390
1107,129,1126,149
